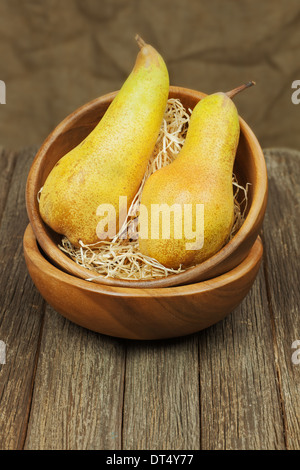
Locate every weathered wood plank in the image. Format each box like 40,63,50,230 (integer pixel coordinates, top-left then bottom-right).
199,265,285,449
262,148,300,450
1,146,298,451
0,147,45,450
122,335,200,450
0,147,17,222
24,307,125,450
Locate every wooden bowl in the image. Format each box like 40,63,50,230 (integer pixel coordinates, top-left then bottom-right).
23,223,263,340
26,86,268,289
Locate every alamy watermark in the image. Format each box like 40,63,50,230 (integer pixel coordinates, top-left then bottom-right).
0,80,6,104
291,80,300,104
291,340,300,365
0,340,6,364
96,196,204,250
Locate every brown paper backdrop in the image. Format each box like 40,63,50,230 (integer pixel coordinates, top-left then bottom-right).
1,0,300,151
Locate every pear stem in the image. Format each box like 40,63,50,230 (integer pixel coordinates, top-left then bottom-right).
226,81,256,99
135,34,147,49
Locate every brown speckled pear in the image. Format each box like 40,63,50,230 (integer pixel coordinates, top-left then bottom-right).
39,36,169,247
138,82,255,269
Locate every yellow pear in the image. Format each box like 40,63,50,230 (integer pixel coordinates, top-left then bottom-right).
39,35,169,246
138,82,255,269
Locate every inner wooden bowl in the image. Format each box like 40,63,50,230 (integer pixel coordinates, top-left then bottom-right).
23,224,263,340
26,86,268,289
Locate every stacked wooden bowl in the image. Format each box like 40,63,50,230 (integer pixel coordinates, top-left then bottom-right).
24,87,268,340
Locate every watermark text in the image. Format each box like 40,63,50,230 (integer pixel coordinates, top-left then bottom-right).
0,80,6,104
291,80,300,104
291,340,300,365
96,197,204,250
0,340,6,364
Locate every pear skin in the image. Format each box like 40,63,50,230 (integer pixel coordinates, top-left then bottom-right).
39,36,169,247
138,82,255,269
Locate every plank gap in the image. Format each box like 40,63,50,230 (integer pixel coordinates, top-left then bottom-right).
261,233,288,450
120,344,127,451
19,304,46,450
197,336,202,450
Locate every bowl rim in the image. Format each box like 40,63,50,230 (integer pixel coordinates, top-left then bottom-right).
23,223,263,298
26,86,268,288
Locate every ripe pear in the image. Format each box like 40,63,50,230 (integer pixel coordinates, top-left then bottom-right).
138,82,255,269
39,35,169,247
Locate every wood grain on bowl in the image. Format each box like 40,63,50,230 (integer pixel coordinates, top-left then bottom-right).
26,86,267,288
23,224,263,340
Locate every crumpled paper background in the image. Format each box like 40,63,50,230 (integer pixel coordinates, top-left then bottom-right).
0,0,300,151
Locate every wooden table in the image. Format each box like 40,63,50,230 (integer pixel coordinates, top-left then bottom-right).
0,147,299,450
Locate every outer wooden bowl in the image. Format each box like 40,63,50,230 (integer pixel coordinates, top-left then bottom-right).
24,224,263,340
26,86,268,288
